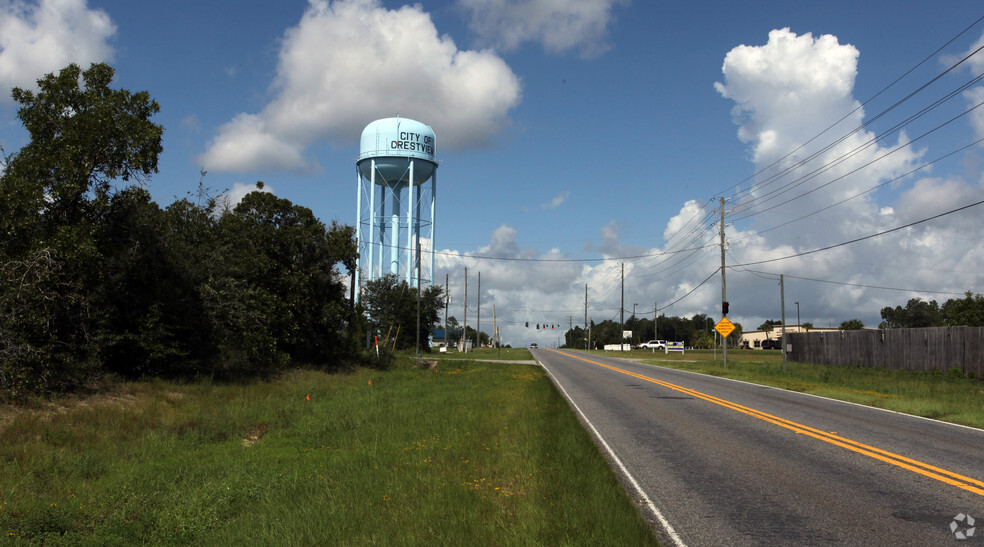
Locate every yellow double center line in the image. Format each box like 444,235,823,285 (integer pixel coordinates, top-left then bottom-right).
555,350,984,497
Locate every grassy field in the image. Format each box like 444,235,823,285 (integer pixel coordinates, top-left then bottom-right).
426,346,535,361
0,360,658,545
609,348,984,429
4,346,981,544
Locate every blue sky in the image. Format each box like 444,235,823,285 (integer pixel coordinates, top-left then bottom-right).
3,0,984,347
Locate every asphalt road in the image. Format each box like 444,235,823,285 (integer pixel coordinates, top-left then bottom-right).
533,348,984,546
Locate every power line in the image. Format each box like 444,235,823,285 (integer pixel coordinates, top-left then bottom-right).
658,267,722,312
429,241,718,263
729,198,984,268
738,269,968,296
728,134,984,242
731,72,984,222
720,15,984,204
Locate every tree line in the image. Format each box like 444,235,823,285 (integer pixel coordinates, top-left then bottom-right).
0,63,449,399
558,291,984,349
561,313,743,349
879,294,984,329
759,294,984,333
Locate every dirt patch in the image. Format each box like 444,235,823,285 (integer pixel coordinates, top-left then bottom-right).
0,391,138,436
242,423,268,447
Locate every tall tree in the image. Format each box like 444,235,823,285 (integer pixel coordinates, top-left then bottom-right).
941,292,984,327
92,187,202,377
879,298,942,329
565,325,587,349
839,319,865,330
361,274,444,351
206,191,358,371
0,63,163,395
3,63,162,238
759,320,779,337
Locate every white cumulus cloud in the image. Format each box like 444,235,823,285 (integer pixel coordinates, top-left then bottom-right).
714,28,926,247
0,0,115,101
202,0,522,174
541,191,569,209
707,27,984,329
456,0,628,57
714,28,862,165
447,27,984,347
953,31,984,143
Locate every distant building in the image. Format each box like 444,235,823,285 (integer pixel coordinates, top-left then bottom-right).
430,328,459,348
739,325,839,349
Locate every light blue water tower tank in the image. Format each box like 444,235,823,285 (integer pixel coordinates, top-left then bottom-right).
355,117,438,299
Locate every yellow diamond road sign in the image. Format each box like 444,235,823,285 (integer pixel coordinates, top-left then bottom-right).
715,317,735,338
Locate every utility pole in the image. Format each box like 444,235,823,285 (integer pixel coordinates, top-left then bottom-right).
781,274,787,372
584,284,588,350
569,316,573,348
493,304,499,355
477,271,481,350
620,262,625,351
720,197,728,369
444,274,449,347
654,301,658,340
463,266,468,352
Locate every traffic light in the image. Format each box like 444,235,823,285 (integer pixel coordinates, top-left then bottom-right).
722,301,729,316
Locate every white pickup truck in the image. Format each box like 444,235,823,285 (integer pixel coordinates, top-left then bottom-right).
638,340,666,350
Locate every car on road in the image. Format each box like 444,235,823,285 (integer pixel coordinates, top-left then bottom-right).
637,340,667,350
529,343,538,349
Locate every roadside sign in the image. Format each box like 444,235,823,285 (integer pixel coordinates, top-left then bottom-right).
715,317,735,338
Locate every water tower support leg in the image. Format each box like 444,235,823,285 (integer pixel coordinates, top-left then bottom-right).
355,165,362,300
430,170,436,287
369,162,377,282
406,160,415,286
390,186,400,277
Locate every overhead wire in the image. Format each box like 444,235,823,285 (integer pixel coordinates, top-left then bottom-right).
728,134,984,243
737,270,969,296
731,70,984,222
657,267,722,312
689,18,984,319
720,14,984,205
427,238,719,263
729,198,984,268
631,227,717,280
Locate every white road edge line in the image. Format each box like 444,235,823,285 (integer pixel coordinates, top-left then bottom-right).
536,357,687,547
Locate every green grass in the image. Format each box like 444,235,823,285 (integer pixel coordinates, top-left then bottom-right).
424,346,534,361
0,361,657,545
612,348,984,429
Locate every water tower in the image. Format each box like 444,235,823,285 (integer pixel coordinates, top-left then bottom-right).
355,116,438,300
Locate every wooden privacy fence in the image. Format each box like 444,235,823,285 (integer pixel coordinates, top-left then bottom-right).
787,327,984,376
